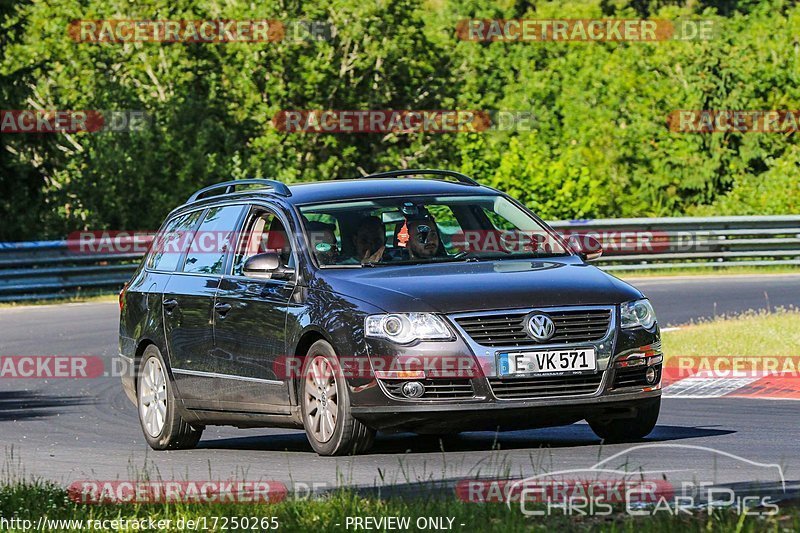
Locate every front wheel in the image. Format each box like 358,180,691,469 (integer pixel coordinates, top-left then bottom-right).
300,340,375,456
588,397,660,442
137,345,203,450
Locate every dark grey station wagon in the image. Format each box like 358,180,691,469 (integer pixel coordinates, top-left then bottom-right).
119,170,662,456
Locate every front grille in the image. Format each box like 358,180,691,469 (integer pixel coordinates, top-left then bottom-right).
488,372,604,400
454,308,612,347
613,364,662,389
381,379,475,400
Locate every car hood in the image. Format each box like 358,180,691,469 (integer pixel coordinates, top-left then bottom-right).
315,258,643,314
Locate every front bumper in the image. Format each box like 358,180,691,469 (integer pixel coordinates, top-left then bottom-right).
350,305,662,431
351,389,661,433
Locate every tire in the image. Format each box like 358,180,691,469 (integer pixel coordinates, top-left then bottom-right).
137,345,203,450
299,340,376,456
588,397,660,442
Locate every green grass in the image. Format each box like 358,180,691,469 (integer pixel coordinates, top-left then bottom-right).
0,481,796,532
612,264,800,279
661,309,800,363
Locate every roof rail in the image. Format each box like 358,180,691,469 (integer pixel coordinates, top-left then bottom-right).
361,169,479,186
187,179,292,203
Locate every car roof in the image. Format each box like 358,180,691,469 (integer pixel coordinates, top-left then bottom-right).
177,178,502,215
284,178,499,205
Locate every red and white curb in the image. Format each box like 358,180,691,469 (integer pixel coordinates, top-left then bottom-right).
662,368,800,400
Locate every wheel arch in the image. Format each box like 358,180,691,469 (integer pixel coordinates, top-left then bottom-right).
289,327,334,405
133,338,170,394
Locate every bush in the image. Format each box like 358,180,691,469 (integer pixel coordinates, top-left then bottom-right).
1,0,798,239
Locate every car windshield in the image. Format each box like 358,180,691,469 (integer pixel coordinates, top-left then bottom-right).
298,195,570,267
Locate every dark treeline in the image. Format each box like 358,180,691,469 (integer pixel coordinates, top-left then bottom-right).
1,0,798,240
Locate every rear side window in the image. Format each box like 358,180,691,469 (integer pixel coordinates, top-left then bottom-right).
146,210,202,272
182,205,245,275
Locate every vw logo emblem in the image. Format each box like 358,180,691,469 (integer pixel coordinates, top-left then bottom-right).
526,313,555,341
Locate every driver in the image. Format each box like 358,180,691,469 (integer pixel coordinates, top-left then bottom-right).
403,216,441,259
306,220,340,265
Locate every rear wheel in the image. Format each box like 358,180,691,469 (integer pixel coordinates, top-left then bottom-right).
137,345,203,450
588,397,660,442
300,340,375,456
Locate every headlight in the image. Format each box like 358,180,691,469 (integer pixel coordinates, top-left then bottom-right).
364,313,453,344
620,299,657,330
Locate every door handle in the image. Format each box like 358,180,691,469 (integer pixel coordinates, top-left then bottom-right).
214,302,232,315
163,298,179,312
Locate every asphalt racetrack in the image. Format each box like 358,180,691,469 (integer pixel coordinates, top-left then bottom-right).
0,274,798,492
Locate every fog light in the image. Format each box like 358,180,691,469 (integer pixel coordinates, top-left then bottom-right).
401,381,425,398
645,366,658,384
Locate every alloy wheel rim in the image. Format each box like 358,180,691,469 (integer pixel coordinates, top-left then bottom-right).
304,356,338,443
139,357,167,438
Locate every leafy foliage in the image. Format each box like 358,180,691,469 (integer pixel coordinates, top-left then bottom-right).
0,0,798,239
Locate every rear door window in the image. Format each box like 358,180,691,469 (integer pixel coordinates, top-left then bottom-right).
182,205,246,275
146,210,203,272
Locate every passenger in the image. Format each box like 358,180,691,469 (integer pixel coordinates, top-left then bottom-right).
353,216,386,264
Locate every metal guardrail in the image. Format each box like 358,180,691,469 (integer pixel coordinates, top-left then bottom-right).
0,216,798,302
0,239,144,302
549,215,800,271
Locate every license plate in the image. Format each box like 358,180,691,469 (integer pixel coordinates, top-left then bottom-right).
498,348,597,376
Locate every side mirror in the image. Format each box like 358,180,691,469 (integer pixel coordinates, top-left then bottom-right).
568,234,603,262
242,252,293,280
